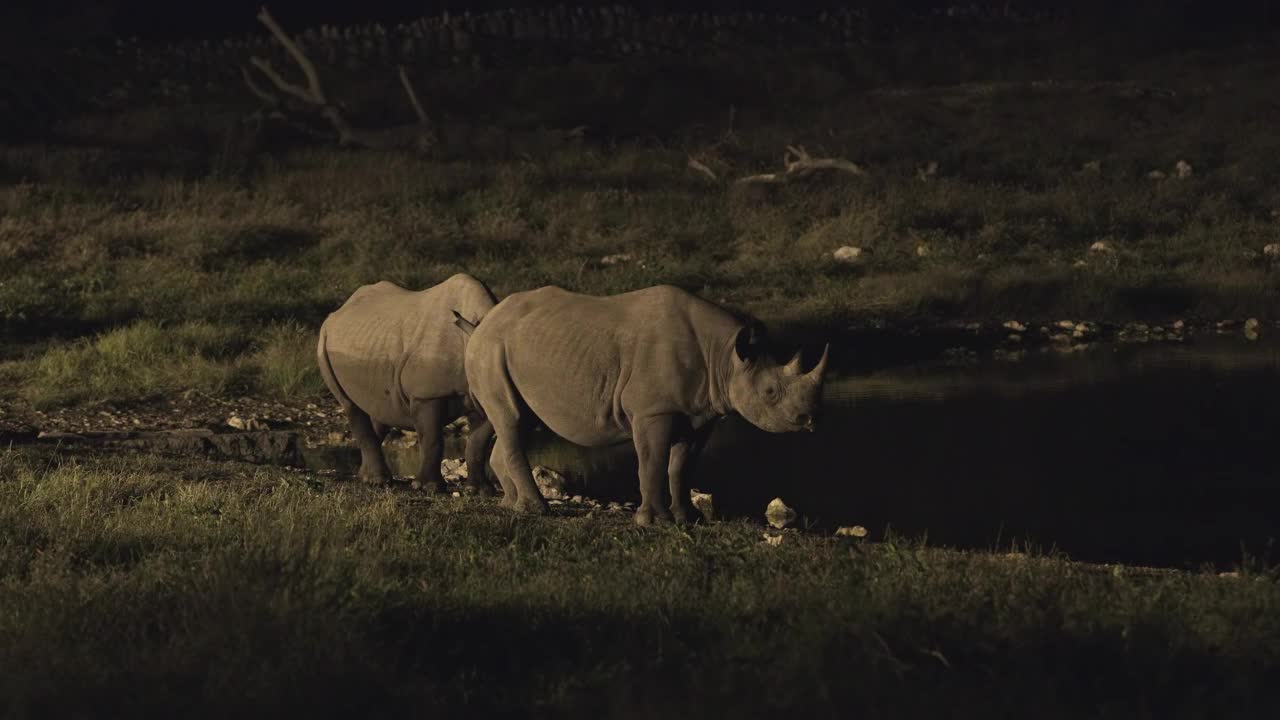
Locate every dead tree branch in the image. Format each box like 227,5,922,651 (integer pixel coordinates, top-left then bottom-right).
253,6,326,105
243,6,435,151
398,64,430,125
734,145,864,185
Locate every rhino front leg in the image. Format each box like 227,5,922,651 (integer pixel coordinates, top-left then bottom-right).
462,415,496,497
667,419,713,525
345,406,393,484
632,414,675,526
412,398,448,495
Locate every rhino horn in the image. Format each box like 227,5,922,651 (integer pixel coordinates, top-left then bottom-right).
807,343,830,380
782,348,805,376
452,310,478,336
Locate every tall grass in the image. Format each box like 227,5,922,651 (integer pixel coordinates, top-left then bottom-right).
0,448,1276,718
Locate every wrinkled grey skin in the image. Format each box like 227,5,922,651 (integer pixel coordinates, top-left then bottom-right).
460,284,828,524
317,274,498,495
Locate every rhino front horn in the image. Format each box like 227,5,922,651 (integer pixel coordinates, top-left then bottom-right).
808,343,830,380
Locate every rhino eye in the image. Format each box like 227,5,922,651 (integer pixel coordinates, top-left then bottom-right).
763,385,779,403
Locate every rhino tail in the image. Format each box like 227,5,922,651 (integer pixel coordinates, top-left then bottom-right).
452,310,479,336
315,324,355,409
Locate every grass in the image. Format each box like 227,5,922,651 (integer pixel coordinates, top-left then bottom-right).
0,446,1277,718
7,41,1280,409
14,319,323,408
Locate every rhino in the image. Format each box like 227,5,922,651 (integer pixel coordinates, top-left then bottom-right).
317,274,498,495
456,284,828,524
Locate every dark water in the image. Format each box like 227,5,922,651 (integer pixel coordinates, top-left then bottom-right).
322,335,1280,570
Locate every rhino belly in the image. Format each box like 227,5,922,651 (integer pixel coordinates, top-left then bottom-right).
517,385,631,447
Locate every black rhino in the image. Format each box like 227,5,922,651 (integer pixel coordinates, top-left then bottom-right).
457,284,828,524
318,274,497,494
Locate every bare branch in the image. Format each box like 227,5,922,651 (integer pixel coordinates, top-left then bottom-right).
249,56,322,106
255,6,326,105
782,145,864,178
397,65,430,126
240,64,280,107
734,145,864,185
687,157,718,182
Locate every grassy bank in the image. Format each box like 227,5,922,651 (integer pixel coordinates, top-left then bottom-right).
4,43,1280,411
0,447,1276,718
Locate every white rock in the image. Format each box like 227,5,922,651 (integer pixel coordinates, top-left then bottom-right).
1002,320,1027,332
226,416,267,431
600,253,633,266
1081,160,1101,174
765,497,797,529
835,525,868,538
1175,160,1193,179
532,466,569,500
441,458,468,481
1264,243,1280,259
915,244,931,258
762,532,784,546
833,246,865,264
691,490,715,521
1088,240,1114,254
1056,320,1076,329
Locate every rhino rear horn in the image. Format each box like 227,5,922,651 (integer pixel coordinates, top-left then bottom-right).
452,310,478,336
807,343,830,380
782,349,805,376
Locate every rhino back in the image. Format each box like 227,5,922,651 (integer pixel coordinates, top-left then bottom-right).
322,275,495,427
470,285,739,445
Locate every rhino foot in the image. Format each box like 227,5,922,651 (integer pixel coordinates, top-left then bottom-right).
464,479,496,497
417,479,448,495
498,493,518,509
671,502,703,526
634,504,675,526
358,470,392,485
512,495,549,515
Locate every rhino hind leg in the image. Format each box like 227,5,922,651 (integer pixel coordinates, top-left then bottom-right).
344,406,393,484
488,451,519,507
491,421,548,515
412,398,448,495
462,415,496,497
632,414,676,526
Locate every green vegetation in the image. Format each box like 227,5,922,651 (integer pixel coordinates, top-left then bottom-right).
6,42,1280,408
0,447,1275,718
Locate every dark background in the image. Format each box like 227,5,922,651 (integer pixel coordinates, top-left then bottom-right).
4,1,1277,45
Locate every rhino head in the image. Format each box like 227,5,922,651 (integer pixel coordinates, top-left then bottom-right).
726,323,829,433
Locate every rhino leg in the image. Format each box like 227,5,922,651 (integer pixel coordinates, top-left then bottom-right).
345,406,393,484
491,419,548,515
412,398,448,495
488,449,519,506
667,419,712,525
462,415,496,497
632,414,676,526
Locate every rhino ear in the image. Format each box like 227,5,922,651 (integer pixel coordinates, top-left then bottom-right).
733,325,759,364
452,310,478,336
